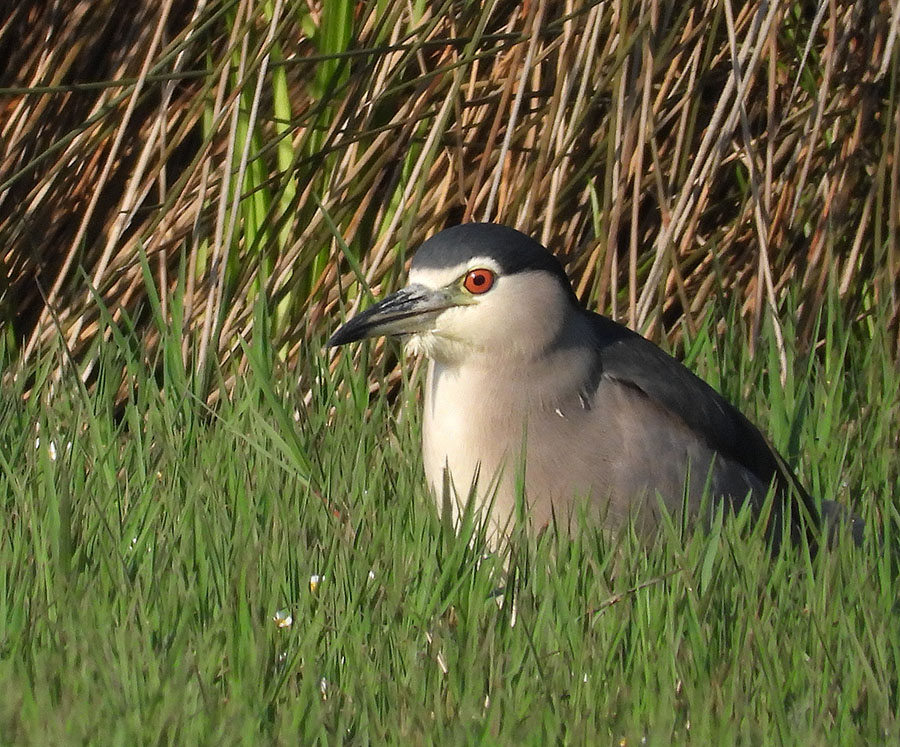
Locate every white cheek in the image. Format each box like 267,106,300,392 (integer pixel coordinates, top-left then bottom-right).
406,308,473,362
433,306,471,335
432,305,499,350
439,289,510,339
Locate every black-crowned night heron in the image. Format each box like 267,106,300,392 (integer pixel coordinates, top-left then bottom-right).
329,223,858,547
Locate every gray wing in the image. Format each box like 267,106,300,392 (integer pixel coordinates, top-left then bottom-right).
585,311,822,545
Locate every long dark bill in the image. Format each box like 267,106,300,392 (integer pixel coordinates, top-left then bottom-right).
327,285,457,347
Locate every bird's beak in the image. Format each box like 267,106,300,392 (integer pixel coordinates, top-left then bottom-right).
327,284,459,347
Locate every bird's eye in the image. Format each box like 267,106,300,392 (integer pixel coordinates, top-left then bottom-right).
462,268,495,294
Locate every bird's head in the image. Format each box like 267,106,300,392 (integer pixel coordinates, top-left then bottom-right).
327,224,580,365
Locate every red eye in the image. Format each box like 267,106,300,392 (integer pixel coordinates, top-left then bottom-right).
463,268,495,294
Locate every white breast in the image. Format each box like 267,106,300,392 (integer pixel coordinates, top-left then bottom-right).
422,360,517,534
420,334,599,538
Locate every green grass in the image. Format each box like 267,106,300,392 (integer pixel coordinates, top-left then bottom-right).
1,293,898,744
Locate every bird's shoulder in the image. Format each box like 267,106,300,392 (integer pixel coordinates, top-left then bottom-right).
580,311,779,479
579,310,821,538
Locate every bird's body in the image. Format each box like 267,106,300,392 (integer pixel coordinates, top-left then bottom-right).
329,223,858,546
421,301,772,538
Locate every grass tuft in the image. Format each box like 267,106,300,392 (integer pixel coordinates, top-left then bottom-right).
0,277,897,742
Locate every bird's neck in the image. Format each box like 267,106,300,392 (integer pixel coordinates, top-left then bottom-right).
425,312,597,412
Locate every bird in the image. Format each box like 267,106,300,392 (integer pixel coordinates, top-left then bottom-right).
328,223,860,549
